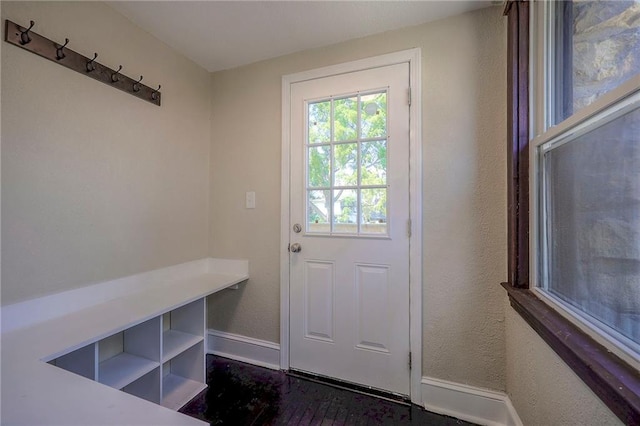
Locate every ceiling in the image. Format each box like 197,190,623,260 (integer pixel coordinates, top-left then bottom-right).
108,1,495,73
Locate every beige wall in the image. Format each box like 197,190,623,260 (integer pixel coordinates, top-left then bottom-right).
1,2,211,305
207,6,508,391
505,298,621,425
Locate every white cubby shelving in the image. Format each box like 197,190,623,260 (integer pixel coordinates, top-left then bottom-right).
4,258,248,425
162,342,206,410
51,299,207,410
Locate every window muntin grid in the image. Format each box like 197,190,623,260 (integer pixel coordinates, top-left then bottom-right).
306,90,388,236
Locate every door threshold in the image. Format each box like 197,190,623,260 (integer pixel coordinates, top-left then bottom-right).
287,369,410,406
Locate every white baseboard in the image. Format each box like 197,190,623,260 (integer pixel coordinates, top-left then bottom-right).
204,333,523,426
207,329,280,370
422,377,523,426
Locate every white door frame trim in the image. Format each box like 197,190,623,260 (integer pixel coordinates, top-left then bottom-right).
280,48,423,404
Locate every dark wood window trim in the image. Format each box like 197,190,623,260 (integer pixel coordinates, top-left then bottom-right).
505,0,529,289
502,2,640,424
502,284,640,424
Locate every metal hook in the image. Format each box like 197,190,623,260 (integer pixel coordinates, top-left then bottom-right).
86,53,98,72
133,76,143,92
151,85,161,101
111,65,122,83
19,20,35,45
56,38,69,60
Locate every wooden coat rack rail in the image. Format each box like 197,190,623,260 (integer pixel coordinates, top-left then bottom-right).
4,19,162,106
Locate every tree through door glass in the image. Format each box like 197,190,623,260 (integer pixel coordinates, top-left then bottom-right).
307,91,388,235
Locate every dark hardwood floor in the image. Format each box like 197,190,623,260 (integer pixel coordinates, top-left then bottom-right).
180,355,475,425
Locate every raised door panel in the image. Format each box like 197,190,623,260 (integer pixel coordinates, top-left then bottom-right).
355,264,391,353
304,260,335,342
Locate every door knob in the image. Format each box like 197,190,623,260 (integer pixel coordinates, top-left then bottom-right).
290,243,302,253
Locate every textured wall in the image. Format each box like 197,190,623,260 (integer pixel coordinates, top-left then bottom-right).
505,299,621,425
207,6,508,391
1,2,211,305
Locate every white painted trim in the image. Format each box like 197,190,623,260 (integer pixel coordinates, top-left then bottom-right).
280,48,423,404
503,397,523,426
406,47,423,406
280,64,292,371
283,49,422,85
2,258,249,334
422,377,523,426
207,329,280,371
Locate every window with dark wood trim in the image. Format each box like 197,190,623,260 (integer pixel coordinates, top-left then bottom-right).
501,1,640,424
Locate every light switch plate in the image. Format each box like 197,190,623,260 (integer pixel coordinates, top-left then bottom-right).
246,191,256,209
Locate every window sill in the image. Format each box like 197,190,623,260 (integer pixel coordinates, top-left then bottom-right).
501,282,640,424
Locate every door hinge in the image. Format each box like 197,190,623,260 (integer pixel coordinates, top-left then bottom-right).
408,352,412,370
407,88,412,106
407,219,412,238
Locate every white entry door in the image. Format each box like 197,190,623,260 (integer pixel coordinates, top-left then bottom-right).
289,62,411,396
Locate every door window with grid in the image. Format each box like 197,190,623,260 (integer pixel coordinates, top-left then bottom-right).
306,91,389,235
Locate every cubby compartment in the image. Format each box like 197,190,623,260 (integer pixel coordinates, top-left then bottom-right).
50,343,97,380
122,367,161,404
97,317,161,390
161,341,206,410
46,297,208,412
162,299,205,362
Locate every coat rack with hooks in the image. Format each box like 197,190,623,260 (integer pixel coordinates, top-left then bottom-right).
4,19,162,106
